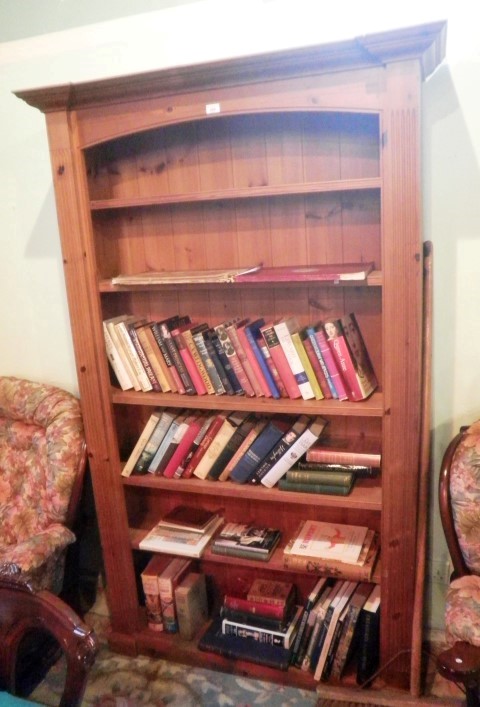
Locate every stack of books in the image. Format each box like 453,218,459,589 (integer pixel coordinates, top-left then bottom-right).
282,520,380,582
199,579,301,669
103,307,377,403
138,505,224,558
210,522,281,562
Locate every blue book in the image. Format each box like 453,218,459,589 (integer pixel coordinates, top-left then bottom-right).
229,417,291,484
244,319,281,399
198,617,292,670
304,325,338,398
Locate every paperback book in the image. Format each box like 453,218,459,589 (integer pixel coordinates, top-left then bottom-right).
139,515,224,557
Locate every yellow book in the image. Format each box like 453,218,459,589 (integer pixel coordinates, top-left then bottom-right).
291,332,324,400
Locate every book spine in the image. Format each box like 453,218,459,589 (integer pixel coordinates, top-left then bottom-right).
203,331,236,395
102,321,134,390
121,412,161,477
341,312,378,398
193,331,226,395
136,325,171,392
133,413,173,475
305,326,337,398
301,334,332,399
106,318,141,391
214,323,254,397
206,417,251,481
129,324,162,392
229,420,288,484
150,323,182,393
278,480,352,495
313,327,349,400
220,606,287,631
193,417,236,480
305,449,381,467
260,323,301,399
182,414,226,478
260,421,327,489
282,553,375,582
174,414,212,478
285,470,354,486
116,320,152,392
235,324,272,397
217,420,265,482
249,418,308,485
290,331,324,400
162,417,202,478
244,324,281,398
227,324,264,397
297,461,379,478
257,339,289,397
324,320,364,401
273,321,314,400
171,329,207,395
159,322,196,395
182,329,215,394
211,545,271,561
221,620,291,648
141,571,164,632
223,595,287,619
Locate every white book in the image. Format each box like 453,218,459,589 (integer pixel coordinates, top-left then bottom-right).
115,317,153,392
273,317,315,400
121,410,163,477
222,604,303,649
260,416,328,488
102,320,133,390
314,580,357,681
105,314,141,391
148,412,185,474
139,515,224,557
289,520,369,564
134,409,178,475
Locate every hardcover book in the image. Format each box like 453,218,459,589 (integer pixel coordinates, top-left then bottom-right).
206,413,254,481
212,523,281,554
355,584,381,685
290,577,329,667
205,328,242,394
158,505,221,533
161,414,205,478
288,520,369,564
135,322,172,392
148,412,189,475
329,582,373,680
234,262,374,283
312,324,349,400
181,413,227,478
213,320,253,396
193,411,249,480
102,319,134,390
243,319,281,398
248,415,310,485
290,331,324,400
229,417,292,484
198,617,292,671
222,604,303,649
306,436,382,468
273,317,315,400
139,515,224,557
323,315,377,402
121,410,163,478
260,322,301,399
313,580,358,681
157,557,192,633
259,416,329,489
133,408,178,475
225,319,264,397
222,594,292,621
247,579,295,608
129,321,162,392
171,324,209,395
277,480,354,496
217,418,266,482
174,571,209,640
140,555,166,632
118,317,153,392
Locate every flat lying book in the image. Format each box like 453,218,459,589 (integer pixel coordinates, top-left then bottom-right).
289,520,369,565
112,265,261,286
159,505,222,533
235,262,374,283
198,617,292,670
139,516,224,557
212,522,281,554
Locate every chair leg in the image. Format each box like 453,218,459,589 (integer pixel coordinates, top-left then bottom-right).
437,641,480,707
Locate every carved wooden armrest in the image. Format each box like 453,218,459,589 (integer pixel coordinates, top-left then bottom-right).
437,641,480,706
0,565,98,707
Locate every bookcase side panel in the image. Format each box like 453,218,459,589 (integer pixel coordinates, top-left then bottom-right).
44,110,141,640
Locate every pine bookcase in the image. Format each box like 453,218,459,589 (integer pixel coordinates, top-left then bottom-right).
16,20,446,697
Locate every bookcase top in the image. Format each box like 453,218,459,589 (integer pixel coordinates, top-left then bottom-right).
15,20,446,114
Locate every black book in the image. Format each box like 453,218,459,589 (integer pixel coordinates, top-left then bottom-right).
198,617,292,670
207,328,244,395
158,317,197,395
356,584,381,686
206,414,256,480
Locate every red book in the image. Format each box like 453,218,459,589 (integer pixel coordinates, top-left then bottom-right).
171,325,208,395
257,337,288,398
260,322,301,400
323,317,377,402
181,413,227,478
234,262,374,283
162,414,205,478
313,325,349,401
225,320,263,397
236,321,272,398
301,334,332,399
214,321,255,398
223,594,291,620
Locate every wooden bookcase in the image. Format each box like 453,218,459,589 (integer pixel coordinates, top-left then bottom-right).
16,21,446,696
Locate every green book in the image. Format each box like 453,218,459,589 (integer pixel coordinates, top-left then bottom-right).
285,469,354,487
278,479,354,495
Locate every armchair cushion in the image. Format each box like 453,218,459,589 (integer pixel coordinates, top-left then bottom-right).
445,575,480,647
0,377,84,592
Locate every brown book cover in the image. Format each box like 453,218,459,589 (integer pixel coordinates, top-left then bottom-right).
306,436,381,468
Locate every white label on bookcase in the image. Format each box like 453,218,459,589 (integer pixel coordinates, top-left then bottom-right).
206,102,221,115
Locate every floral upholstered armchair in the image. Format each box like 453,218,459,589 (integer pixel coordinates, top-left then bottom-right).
437,420,480,706
0,376,86,594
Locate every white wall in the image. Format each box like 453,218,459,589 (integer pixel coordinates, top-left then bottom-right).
1,0,479,633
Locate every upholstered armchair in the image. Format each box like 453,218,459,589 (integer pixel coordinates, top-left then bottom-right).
0,376,86,594
437,420,480,706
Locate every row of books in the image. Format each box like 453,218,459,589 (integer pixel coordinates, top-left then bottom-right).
140,554,208,639
103,310,378,403
198,577,381,684
123,408,381,495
